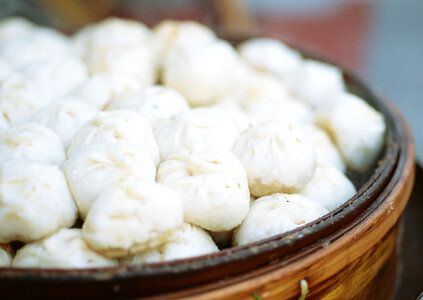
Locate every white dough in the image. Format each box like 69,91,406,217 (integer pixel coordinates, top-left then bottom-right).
300,164,356,211
288,60,345,110
32,100,98,147
0,123,66,166
0,160,77,243
162,39,244,107
73,17,153,58
121,223,218,265
63,142,156,220
73,18,157,87
233,121,316,197
157,150,250,232
316,93,386,172
303,125,346,173
153,107,240,161
0,17,34,45
233,193,328,246
238,38,303,81
224,73,314,125
12,229,118,269
154,20,216,58
70,73,144,110
107,86,190,127
0,79,55,125
83,180,184,258
0,27,72,68
0,244,12,267
67,110,160,166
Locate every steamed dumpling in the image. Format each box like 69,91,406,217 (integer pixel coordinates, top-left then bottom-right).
162,39,244,107
0,160,77,243
107,85,190,127
153,107,240,161
0,123,65,166
233,121,316,197
83,180,184,257
121,223,218,265
12,229,117,268
32,100,98,147
157,150,250,232
67,110,160,165
300,163,356,211
317,93,386,172
233,193,328,246
63,142,156,220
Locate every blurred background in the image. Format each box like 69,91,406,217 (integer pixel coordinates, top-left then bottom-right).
1,0,421,164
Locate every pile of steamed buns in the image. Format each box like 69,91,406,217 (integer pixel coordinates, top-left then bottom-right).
0,17,386,269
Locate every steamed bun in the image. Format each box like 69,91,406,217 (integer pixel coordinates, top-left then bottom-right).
153,108,240,161
317,93,386,172
0,160,77,243
300,163,356,211
0,123,65,166
83,180,184,257
233,193,328,246
238,38,302,81
63,142,156,220
67,110,160,165
157,150,250,232
162,39,243,107
233,121,316,197
12,229,117,268
122,223,218,265
303,125,346,173
107,86,190,127
32,100,98,147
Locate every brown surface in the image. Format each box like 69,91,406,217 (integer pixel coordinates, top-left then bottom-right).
394,164,423,299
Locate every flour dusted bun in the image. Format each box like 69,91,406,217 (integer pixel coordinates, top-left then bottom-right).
317,93,386,172
108,86,190,127
67,110,160,165
162,39,243,107
0,123,65,166
157,150,250,232
0,160,77,243
300,164,356,211
238,38,303,81
122,223,218,265
70,73,144,110
154,107,240,161
74,18,157,87
12,229,117,269
289,60,345,110
0,27,72,67
0,77,55,125
225,73,314,125
233,121,316,197
0,17,34,45
0,244,12,267
154,20,216,58
303,125,346,173
233,194,328,246
63,142,156,220
73,17,153,58
83,180,183,258
32,100,98,147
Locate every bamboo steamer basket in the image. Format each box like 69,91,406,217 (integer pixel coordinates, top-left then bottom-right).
0,45,414,300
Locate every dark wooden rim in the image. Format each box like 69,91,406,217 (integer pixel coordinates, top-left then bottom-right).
0,52,410,297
